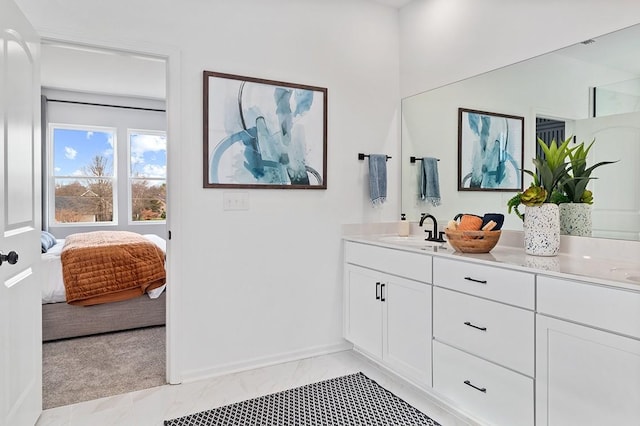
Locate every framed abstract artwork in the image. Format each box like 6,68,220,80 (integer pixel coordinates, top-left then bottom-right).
203,71,328,189
458,108,524,192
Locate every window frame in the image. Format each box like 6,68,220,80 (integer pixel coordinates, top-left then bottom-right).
48,123,118,227
127,128,167,225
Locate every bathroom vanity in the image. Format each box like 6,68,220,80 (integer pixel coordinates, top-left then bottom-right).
343,231,640,426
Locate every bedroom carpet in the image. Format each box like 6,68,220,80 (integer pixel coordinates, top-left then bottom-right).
43,325,166,409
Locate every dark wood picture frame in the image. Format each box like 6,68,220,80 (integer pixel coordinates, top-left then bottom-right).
203,71,328,189
458,107,524,192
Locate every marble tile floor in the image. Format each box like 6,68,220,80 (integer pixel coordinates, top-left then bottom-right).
36,349,477,426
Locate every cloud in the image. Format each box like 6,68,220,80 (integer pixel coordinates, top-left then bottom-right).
86,131,94,139
64,146,77,160
141,164,166,178
130,134,166,165
54,167,61,173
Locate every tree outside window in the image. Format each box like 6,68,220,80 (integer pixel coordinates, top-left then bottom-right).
52,127,116,224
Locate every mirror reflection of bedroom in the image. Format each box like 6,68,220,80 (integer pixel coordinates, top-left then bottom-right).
39,41,168,409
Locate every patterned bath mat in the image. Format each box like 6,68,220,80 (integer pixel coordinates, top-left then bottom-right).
164,372,441,425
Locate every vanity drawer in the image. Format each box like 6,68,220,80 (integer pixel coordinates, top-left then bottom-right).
433,341,533,426
345,241,431,283
538,275,640,339
433,287,534,376
433,257,534,309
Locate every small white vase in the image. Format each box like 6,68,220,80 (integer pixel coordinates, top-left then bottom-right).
559,203,592,237
524,203,560,256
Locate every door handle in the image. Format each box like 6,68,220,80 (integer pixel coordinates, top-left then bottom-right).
376,282,381,300
380,283,386,302
0,251,18,266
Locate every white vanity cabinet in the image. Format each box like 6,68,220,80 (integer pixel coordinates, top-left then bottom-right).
432,257,535,426
344,242,432,387
536,276,640,426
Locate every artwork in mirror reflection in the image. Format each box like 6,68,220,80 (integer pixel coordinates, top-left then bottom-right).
401,23,640,241
458,108,523,192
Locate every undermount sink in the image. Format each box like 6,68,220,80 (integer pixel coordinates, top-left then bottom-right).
378,235,445,248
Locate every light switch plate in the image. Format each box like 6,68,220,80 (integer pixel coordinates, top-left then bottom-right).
223,191,249,210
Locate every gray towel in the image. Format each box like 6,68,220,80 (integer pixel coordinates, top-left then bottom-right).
420,157,441,206
368,154,387,206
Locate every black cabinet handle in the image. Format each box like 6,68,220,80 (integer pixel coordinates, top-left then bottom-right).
464,276,487,284
381,283,386,302
376,282,381,300
464,321,487,331
464,380,487,393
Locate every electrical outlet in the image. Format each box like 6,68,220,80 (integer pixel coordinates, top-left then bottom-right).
223,192,249,211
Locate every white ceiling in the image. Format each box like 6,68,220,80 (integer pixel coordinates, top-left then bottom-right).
41,42,166,100
555,23,640,75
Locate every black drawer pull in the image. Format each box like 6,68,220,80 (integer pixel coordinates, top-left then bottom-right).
376,282,381,300
464,276,487,284
464,380,487,393
381,283,386,302
464,321,487,331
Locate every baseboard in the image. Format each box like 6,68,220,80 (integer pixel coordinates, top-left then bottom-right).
180,340,353,383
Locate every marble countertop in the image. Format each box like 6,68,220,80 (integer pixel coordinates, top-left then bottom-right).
344,232,640,292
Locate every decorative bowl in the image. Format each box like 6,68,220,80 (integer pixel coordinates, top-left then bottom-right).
444,229,501,253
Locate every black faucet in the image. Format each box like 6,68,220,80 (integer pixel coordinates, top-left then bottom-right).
419,213,446,242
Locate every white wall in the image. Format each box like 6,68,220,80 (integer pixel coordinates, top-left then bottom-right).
15,0,401,380
400,0,640,98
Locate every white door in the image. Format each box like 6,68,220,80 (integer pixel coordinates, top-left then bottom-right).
536,315,640,426
384,277,431,387
0,0,42,425
345,265,382,359
573,112,640,240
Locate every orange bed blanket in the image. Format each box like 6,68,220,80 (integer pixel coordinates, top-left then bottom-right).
61,231,166,306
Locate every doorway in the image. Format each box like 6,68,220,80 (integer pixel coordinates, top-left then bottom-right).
535,117,566,156
39,39,174,408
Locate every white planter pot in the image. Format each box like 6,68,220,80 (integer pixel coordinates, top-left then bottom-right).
524,203,560,256
559,203,592,236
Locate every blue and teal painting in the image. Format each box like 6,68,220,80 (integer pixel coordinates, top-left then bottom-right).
206,75,325,187
459,110,523,191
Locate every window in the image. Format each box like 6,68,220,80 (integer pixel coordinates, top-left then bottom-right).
51,125,116,224
129,130,167,222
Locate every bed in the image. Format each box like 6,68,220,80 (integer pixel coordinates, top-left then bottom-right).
41,231,167,341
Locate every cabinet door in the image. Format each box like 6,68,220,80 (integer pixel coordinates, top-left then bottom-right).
385,276,432,387
536,315,640,426
345,265,383,358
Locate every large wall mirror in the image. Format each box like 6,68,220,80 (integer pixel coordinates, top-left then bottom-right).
401,23,640,241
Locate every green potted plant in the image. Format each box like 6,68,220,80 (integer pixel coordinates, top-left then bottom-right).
507,136,574,256
555,139,617,236
507,136,574,220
